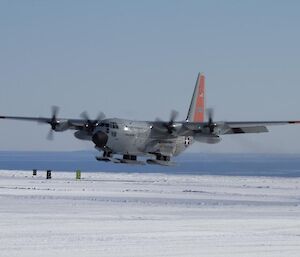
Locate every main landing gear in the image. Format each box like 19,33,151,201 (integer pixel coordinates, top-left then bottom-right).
120,154,145,165
96,151,116,162
96,152,174,166
96,152,144,165
146,154,174,166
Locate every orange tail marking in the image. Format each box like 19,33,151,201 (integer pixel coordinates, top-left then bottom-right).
193,74,205,122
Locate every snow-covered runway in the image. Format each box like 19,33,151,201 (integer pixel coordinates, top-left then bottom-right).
0,170,300,257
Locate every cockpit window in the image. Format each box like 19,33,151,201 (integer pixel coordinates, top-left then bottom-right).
99,122,119,129
109,122,119,129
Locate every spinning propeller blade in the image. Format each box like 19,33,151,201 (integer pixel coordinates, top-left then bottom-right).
47,106,60,140
205,108,217,133
80,111,105,131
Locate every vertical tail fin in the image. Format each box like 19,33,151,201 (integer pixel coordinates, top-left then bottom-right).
186,73,205,122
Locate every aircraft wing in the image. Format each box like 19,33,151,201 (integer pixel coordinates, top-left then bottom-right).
0,116,50,122
220,121,300,134
0,115,93,131
183,121,300,135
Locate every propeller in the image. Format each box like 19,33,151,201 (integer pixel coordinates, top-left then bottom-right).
47,106,60,140
162,110,179,134
47,129,55,141
170,110,179,123
80,111,105,132
205,108,217,133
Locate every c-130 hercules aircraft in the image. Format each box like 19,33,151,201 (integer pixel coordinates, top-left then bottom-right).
1,73,300,165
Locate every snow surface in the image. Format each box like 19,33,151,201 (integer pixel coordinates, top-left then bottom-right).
0,170,300,257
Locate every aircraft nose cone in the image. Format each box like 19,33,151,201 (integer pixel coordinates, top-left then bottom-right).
92,131,108,148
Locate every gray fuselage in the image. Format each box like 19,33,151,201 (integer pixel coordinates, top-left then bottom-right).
92,118,193,157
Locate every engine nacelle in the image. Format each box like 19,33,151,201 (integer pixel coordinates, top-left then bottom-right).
54,121,69,132
74,131,92,140
193,134,221,144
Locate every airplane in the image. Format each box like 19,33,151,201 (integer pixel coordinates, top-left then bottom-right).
1,73,300,166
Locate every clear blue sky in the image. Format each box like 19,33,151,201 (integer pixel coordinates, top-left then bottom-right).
0,0,300,153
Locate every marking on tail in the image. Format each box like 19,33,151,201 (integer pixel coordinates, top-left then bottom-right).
186,73,205,122
193,74,205,122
